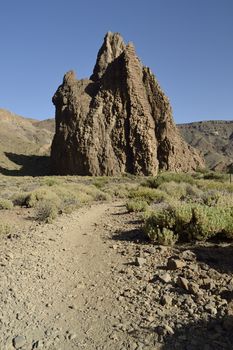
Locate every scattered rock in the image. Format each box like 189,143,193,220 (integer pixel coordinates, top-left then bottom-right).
12,335,26,349
135,257,146,267
177,276,189,291
160,295,173,306
159,272,172,283
179,250,196,261
167,258,186,270
188,282,202,296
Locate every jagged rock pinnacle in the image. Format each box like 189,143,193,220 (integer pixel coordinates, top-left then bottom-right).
51,32,204,175
90,32,126,81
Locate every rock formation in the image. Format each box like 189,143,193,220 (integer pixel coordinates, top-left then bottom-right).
51,32,204,175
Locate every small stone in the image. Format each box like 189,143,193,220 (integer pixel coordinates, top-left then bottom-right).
180,250,196,261
13,335,26,349
177,276,189,291
135,257,146,267
164,324,174,335
188,282,202,295
112,245,118,250
159,272,171,283
160,295,173,306
204,303,217,315
68,333,77,340
167,258,185,270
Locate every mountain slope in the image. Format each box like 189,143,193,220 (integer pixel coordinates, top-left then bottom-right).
0,109,54,175
0,107,232,174
178,120,233,171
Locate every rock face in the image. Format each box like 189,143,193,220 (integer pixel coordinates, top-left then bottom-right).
51,32,204,175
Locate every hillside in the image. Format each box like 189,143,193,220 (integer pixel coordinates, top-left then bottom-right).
178,120,233,171
0,109,54,175
0,108,232,175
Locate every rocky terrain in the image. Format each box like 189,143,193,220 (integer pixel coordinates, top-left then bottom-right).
0,109,54,176
51,32,203,176
178,121,233,172
1,201,233,349
0,110,232,175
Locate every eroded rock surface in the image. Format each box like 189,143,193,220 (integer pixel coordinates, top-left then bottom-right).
51,32,204,175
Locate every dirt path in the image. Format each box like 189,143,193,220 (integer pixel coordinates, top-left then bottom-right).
1,202,233,350
0,202,142,350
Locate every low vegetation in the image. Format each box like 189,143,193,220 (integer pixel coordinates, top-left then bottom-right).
140,172,233,244
0,171,232,244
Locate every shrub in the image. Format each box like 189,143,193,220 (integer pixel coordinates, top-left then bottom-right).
142,172,195,189
34,200,58,223
144,202,233,243
187,205,231,241
128,187,167,204
158,181,187,199
0,198,13,210
202,171,228,182
144,218,178,245
0,222,11,235
41,178,60,187
201,190,221,206
92,177,109,189
126,200,148,213
60,198,79,214
12,192,29,206
25,187,61,208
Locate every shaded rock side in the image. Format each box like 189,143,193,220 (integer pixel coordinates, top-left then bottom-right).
51,32,204,175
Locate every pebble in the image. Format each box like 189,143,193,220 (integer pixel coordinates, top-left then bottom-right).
167,258,186,270
160,294,173,306
159,272,171,283
177,276,189,291
13,335,26,349
135,257,146,267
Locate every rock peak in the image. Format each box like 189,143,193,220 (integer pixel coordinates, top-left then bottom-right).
51,33,204,175
90,32,126,81
63,70,77,84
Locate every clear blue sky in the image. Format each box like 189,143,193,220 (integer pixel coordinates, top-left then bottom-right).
0,0,233,123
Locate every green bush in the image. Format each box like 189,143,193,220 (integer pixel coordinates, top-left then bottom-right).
126,200,148,213
0,198,13,210
25,187,61,208
128,187,167,204
144,202,233,243
142,173,196,189
201,190,221,206
92,177,109,189
187,205,232,241
34,200,58,223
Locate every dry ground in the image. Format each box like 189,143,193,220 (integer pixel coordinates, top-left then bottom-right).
1,201,233,350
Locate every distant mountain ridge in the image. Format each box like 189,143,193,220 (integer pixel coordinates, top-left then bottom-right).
178,120,233,171
0,108,232,174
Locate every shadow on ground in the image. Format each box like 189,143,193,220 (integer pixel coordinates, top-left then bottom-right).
190,244,233,274
0,152,51,176
161,315,233,350
111,227,149,244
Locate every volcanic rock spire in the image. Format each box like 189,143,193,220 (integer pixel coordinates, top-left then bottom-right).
51,32,204,175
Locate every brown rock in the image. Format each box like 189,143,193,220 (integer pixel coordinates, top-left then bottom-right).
167,258,186,270
51,32,204,175
177,276,189,291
